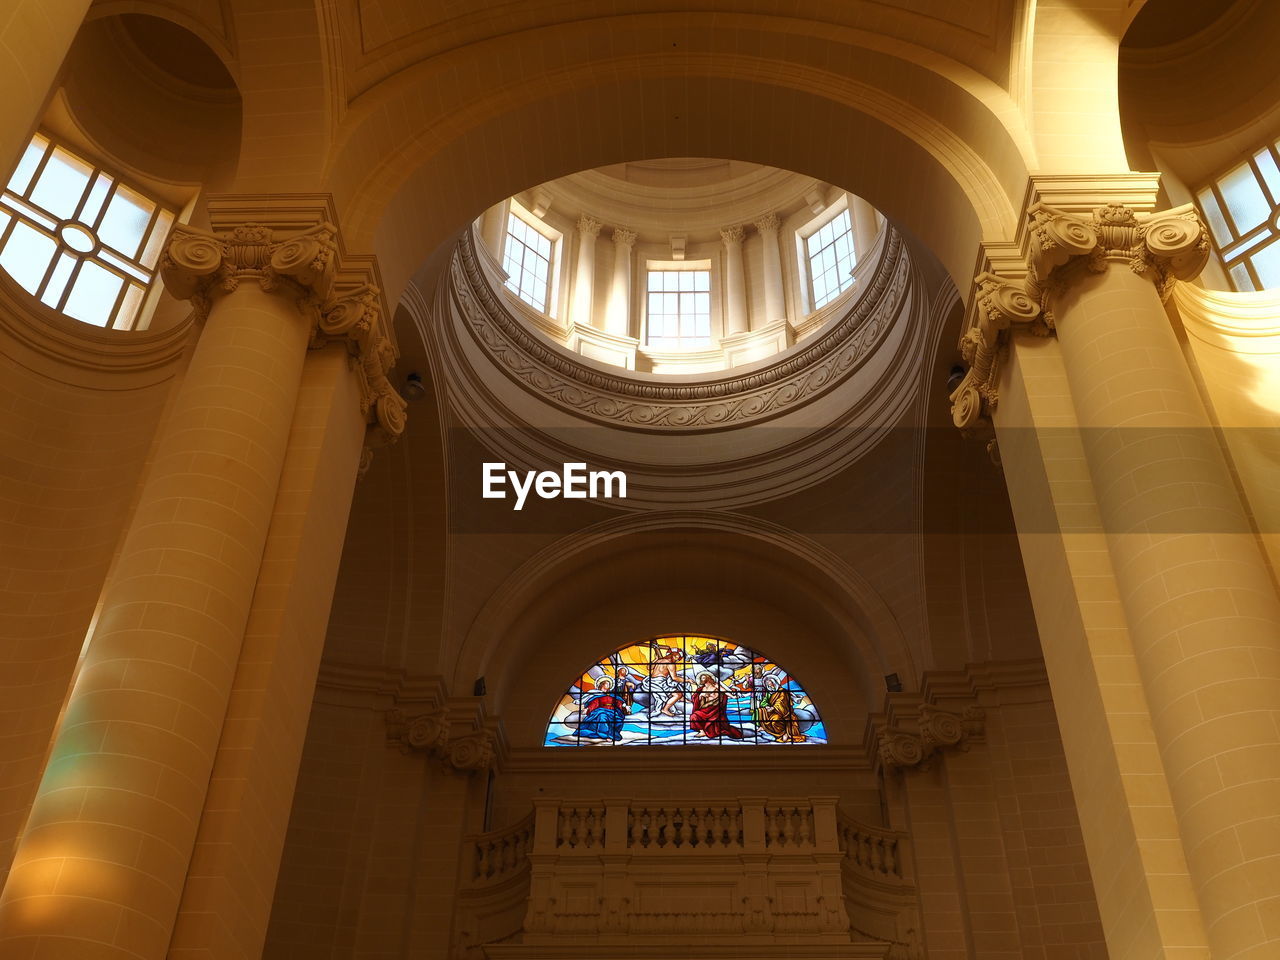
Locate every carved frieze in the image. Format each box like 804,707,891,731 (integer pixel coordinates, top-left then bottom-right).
451,225,910,430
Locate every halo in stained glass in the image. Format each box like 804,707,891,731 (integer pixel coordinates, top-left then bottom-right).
544,636,826,746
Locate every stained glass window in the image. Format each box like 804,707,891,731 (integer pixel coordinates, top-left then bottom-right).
545,635,826,746
0,132,175,330
1197,136,1280,291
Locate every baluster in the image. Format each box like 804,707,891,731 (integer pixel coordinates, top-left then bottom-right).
859,835,871,869
797,808,812,846
639,807,651,848
681,807,694,847
782,806,796,846
884,838,898,876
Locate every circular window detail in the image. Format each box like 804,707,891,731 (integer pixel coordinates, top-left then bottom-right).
58,222,97,254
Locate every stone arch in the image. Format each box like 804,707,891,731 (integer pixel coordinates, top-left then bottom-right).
454,510,916,739
323,12,1035,299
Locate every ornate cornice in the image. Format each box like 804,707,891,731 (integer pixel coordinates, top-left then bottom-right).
452,224,909,431
949,193,1210,430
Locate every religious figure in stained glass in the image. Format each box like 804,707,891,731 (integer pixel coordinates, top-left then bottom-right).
544,635,826,746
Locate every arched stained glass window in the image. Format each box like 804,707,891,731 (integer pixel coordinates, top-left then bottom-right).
545,635,826,746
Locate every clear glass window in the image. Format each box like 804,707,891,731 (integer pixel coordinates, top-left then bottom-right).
0,133,176,329
1197,137,1280,291
646,269,711,349
502,212,553,312
805,207,856,309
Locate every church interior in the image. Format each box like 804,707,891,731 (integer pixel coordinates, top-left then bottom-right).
1,1,1279,958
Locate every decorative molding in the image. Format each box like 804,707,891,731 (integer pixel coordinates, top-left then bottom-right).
575,215,602,238
611,226,637,246
950,190,1209,430
451,225,909,431
755,213,781,234
719,224,745,244
161,201,406,467
386,694,501,775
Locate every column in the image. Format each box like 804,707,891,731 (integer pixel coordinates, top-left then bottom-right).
754,214,785,325
0,211,405,960
1028,199,1280,960
478,200,509,260
570,216,601,329
720,225,748,335
849,194,880,258
604,227,636,337
0,1,91,172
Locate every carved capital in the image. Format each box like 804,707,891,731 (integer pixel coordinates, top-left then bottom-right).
1028,201,1209,302
314,282,407,465
386,707,495,774
754,213,780,234
612,226,637,246
868,699,983,774
720,224,745,245
950,272,1045,430
161,221,337,316
576,216,602,238
877,733,925,771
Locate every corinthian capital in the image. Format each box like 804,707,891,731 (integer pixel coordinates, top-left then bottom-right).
950,273,1044,430
720,224,745,245
577,216,602,238
161,221,338,313
754,213,780,234
612,226,637,246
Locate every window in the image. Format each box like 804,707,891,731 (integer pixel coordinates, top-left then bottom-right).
646,269,711,349
503,211,553,311
1197,137,1280,291
1,132,175,329
805,207,856,309
545,635,826,746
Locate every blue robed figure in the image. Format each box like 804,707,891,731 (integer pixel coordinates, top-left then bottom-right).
578,676,628,740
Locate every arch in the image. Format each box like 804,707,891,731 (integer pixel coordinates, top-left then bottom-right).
453,510,917,723
324,12,1034,300
545,634,826,746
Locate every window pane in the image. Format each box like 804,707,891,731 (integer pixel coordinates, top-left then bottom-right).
98,184,155,258
7,136,49,195
80,173,113,227
30,148,93,220
64,260,124,327
1219,163,1270,234
41,253,77,307
1198,189,1233,247
1229,262,1255,292
0,221,57,293
1255,147,1280,202
1249,240,1280,289
140,209,175,269
117,282,146,330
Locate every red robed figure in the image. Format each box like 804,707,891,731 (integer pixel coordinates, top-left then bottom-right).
689,674,744,739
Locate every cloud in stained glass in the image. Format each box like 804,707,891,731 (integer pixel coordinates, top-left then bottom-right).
545,636,826,746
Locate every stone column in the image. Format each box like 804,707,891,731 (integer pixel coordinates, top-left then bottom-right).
720,225,748,336
604,227,636,337
956,196,1280,960
848,194,880,258
0,1,90,172
0,213,405,960
570,216,601,329
478,200,509,260
754,214,785,325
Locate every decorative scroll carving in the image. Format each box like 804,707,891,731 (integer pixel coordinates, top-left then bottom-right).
161,221,338,319
952,200,1209,433
1028,200,1209,303
314,282,406,458
452,226,909,430
386,707,495,774
868,702,985,774
949,272,1045,430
